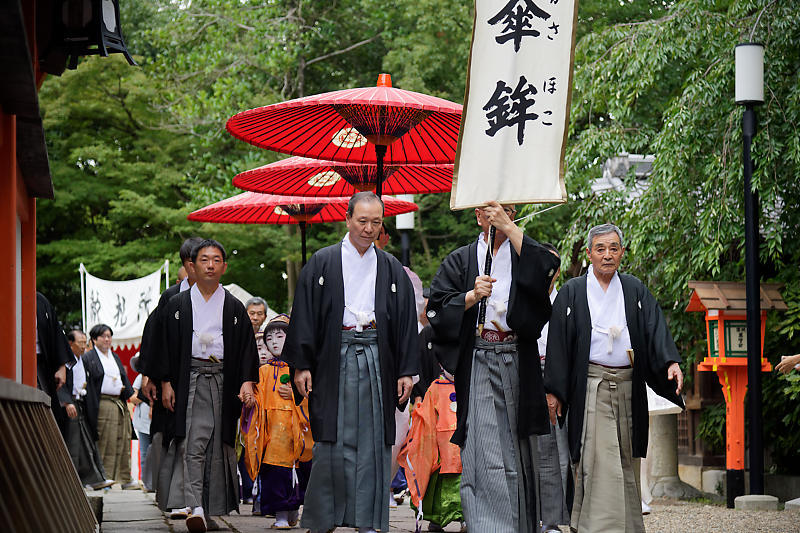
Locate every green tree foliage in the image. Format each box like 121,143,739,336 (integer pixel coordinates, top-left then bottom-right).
558,0,800,472
36,0,800,471
37,56,292,322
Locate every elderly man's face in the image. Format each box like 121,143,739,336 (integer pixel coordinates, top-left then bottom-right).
69,333,87,357
247,304,267,332
587,232,624,277
346,199,384,252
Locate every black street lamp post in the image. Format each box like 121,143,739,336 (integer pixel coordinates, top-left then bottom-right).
735,42,765,496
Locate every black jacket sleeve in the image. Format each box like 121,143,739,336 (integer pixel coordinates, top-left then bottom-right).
283,253,320,373
427,248,469,374
543,284,573,410
639,283,684,408
393,260,421,379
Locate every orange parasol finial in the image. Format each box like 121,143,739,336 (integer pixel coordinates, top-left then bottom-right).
376,73,392,87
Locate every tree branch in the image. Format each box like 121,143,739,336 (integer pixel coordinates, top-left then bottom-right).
188,11,256,32
304,33,383,67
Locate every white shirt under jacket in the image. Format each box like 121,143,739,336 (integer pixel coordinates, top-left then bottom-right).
72,356,87,399
586,265,632,367
341,233,378,331
190,283,225,360
475,232,512,332
97,347,123,396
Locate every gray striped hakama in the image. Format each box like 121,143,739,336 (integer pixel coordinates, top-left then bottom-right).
183,359,239,516
156,436,187,511
300,329,391,532
571,364,643,533
460,338,538,533
536,360,571,529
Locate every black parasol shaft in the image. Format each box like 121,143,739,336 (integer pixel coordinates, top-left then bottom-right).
300,221,307,266
375,144,387,197
477,225,496,334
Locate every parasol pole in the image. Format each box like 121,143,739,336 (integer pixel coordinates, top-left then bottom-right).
477,225,496,335
300,221,308,267
375,144,387,197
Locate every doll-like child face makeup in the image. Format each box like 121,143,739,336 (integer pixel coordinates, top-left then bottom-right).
265,329,287,357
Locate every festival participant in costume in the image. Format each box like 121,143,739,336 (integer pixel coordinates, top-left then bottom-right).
161,239,259,533
142,236,203,518
544,223,684,533
535,243,571,533
427,201,560,533
282,191,419,533
242,314,313,529
81,324,138,490
400,373,465,532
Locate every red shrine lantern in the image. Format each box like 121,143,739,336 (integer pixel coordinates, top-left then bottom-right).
686,281,785,507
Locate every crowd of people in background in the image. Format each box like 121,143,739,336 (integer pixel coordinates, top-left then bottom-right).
34,191,796,533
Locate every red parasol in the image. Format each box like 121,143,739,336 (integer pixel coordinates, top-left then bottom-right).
187,192,418,265
232,156,453,197
226,74,462,196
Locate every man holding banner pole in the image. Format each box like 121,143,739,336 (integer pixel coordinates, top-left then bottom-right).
436,0,584,529
427,202,560,532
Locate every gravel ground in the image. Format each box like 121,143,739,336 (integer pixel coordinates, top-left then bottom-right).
397,498,800,533
641,499,800,533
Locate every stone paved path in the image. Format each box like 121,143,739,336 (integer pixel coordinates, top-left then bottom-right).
98,488,800,533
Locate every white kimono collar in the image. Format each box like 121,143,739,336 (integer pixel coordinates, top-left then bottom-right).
586,265,627,353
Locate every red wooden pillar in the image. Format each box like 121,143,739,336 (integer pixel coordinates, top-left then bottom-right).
0,112,19,381
21,189,37,387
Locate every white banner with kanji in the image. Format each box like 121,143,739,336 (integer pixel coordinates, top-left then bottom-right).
81,263,165,346
451,0,576,209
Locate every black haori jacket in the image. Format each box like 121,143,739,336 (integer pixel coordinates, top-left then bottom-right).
543,272,685,463
162,288,259,447
427,235,560,446
36,292,74,399
140,282,181,379
282,242,420,446
139,282,182,437
82,348,134,440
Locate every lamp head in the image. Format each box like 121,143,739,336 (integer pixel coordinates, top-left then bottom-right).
735,43,764,105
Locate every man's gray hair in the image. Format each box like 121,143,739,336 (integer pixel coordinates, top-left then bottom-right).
586,223,624,250
346,191,384,217
245,296,267,309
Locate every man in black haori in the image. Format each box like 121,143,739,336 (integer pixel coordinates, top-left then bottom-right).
161,239,259,533
142,237,203,518
428,201,560,533
544,223,684,533
36,292,73,439
283,192,419,533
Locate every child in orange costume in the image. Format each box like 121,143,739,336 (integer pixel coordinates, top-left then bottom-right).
242,314,313,529
399,375,465,532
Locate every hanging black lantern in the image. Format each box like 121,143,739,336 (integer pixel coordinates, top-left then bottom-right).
40,0,136,75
